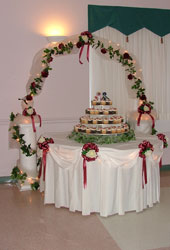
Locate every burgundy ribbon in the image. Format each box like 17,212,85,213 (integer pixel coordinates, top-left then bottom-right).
23,108,42,132
142,157,147,188
38,138,54,181
137,113,155,128
138,140,154,188
137,104,155,129
38,115,42,127
38,149,48,181
31,115,36,132
83,158,87,188
159,158,162,168
79,44,90,64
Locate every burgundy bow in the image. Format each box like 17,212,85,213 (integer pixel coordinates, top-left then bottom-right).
38,138,54,181
138,140,154,188
81,143,99,188
78,31,92,64
137,104,155,129
22,108,41,132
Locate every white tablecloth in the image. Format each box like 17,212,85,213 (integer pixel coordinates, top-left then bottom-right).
40,132,163,217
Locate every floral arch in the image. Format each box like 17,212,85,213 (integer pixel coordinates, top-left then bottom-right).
10,31,155,157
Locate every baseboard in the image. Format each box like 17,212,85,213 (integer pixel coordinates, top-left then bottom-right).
0,176,12,184
160,165,170,171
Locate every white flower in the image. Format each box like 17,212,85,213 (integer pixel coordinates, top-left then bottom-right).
145,150,152,157
81,35,88,43
143,105,150,112
86,150,97,158
38,136,45,143
27,107,34,115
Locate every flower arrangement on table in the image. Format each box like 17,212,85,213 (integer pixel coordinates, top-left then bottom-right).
37,136,54,181
138,140,154,188
81,143,99,188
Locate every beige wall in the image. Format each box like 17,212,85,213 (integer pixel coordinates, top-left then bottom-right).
1,0,170,176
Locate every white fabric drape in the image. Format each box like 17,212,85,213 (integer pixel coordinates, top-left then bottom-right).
89,26,170,120
40,132,163,217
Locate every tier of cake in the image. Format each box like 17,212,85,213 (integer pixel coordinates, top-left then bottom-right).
86,107,117,115
91,100,112,106
74,123,129,134
80,115,123,125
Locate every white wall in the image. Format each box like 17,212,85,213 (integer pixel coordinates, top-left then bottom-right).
1,0,170,176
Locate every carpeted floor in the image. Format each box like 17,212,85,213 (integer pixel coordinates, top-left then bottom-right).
0,170,170,250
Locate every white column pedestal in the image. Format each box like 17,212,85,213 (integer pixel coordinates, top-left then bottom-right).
17,123,39,191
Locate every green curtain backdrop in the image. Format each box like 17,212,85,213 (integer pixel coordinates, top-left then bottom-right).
88,5,170,37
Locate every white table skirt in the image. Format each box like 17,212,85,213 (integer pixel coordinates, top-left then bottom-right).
40,132,163,217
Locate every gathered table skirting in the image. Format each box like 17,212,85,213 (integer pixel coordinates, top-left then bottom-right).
40,132,163,217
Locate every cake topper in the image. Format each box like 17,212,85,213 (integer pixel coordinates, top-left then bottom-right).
102,92,110,101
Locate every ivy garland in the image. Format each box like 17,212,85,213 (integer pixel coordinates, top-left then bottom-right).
27,31,154,108
9,112,36,157
69,129,135,144
10,166,39,190
11,166,27,184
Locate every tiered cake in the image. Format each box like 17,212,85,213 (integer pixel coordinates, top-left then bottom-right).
74,92,129,135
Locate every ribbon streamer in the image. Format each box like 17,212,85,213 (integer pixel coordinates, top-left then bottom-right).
137,113,155,128
31,115,36,132
38,114,42,127
159,157,162,168
79,44,90,64
83,158,87,188
142,157,147,188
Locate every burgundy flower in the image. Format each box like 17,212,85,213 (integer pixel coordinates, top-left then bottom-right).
140,95,147,101
41,70,49,78
128,74,133,80
101,48,107,54
76,41,83,48
81,31,92,38
47,57,53,63
58,43,64,50
26,94,33,101
31,82,36,88
123,52,130,59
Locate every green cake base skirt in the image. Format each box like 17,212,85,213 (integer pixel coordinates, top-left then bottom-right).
68,129,136,144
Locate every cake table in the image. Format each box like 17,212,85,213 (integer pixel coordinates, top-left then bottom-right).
39,132,163,217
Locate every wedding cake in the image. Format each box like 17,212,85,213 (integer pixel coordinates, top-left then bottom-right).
74,92,129,135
